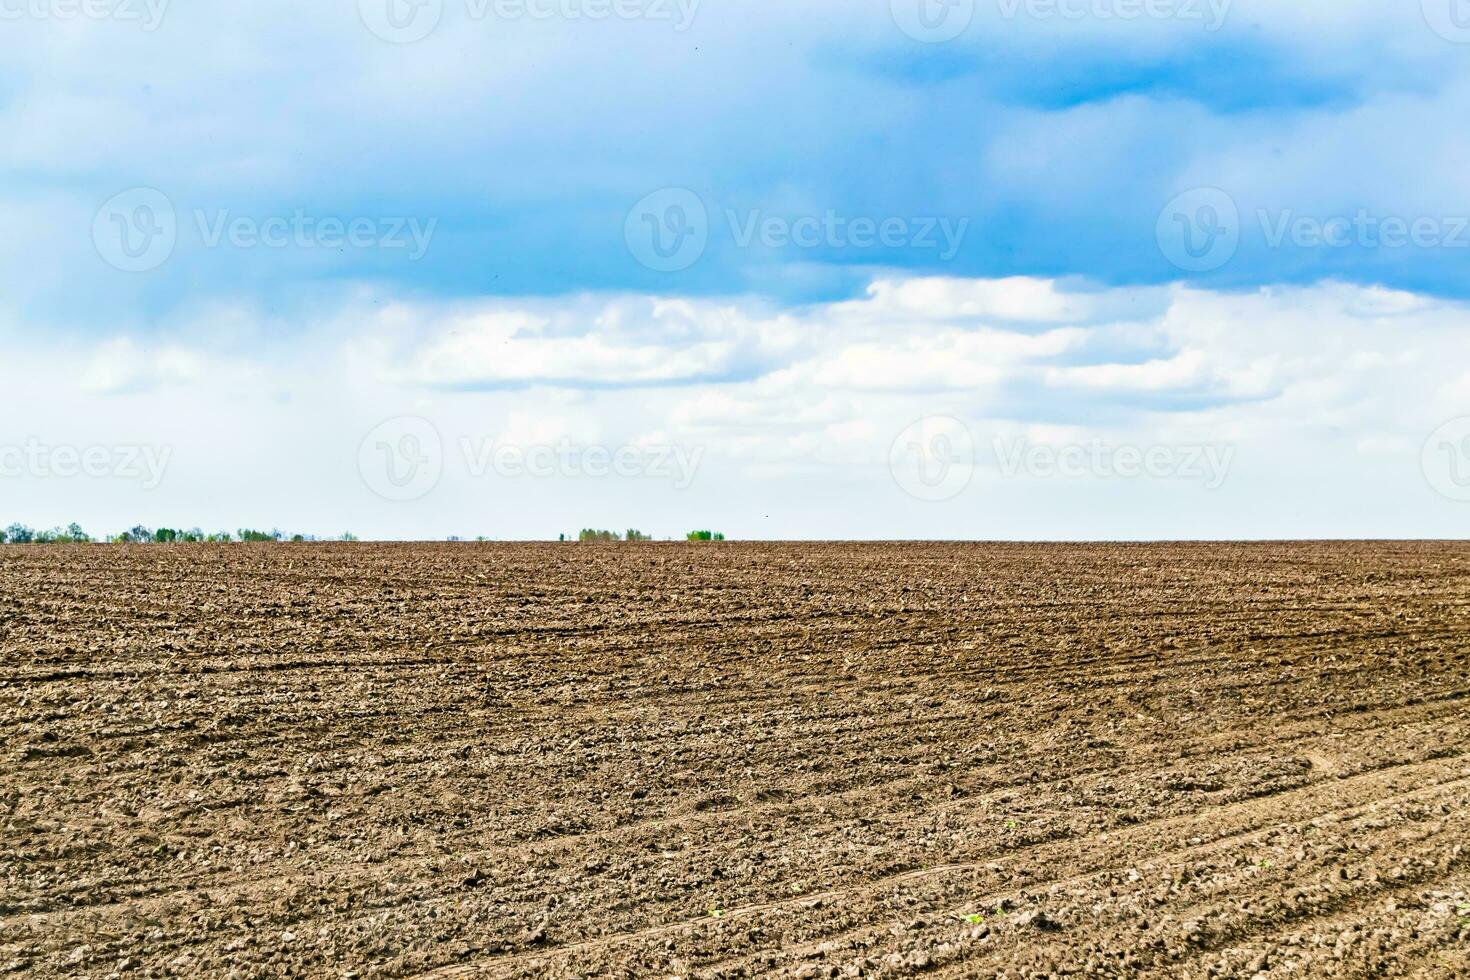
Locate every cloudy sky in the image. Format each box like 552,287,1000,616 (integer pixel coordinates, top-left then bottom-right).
4,0,1470,539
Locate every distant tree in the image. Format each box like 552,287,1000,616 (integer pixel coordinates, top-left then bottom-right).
290,534,306,542
578,529,621,542
7,524,34,544
340,532,359,542
686,530,726,542
127,525,153,543
206,532,233,543
66,523,91,543
626,529,652,542
153,528,177,543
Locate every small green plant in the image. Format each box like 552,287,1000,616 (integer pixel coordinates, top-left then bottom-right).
686,530,725,542
1004,819,1017,831
964,913,985,924
709,908,724,918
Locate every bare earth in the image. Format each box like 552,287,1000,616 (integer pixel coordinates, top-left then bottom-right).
3,542,1469,978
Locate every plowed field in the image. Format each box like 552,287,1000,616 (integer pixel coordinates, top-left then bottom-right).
3,542,1469,978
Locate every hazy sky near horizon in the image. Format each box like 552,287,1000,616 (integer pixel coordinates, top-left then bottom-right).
4,0,1470,539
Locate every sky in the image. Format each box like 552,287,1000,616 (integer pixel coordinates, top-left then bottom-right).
3,0,1470,539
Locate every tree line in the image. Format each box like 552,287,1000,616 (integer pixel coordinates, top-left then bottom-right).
0,524,360,544
3,524,727,544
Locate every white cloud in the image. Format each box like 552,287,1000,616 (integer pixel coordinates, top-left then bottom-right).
79,337,207,394
5,274,1470,538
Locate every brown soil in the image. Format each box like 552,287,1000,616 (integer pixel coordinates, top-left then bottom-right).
2,542,1468,978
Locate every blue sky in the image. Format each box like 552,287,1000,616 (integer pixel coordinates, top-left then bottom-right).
4,0,1470,538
